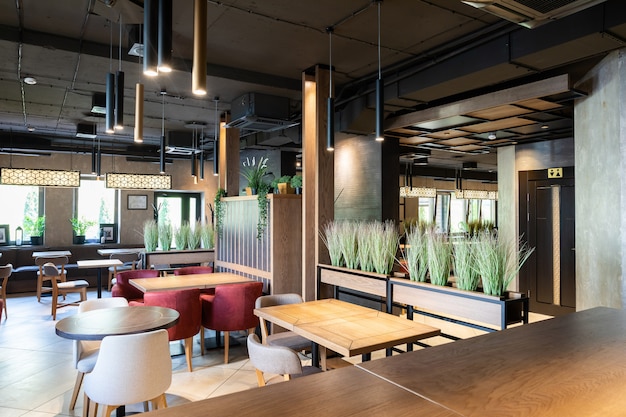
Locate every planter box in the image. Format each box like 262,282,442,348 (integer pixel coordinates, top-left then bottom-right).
390,278,527,330
318,264,389,298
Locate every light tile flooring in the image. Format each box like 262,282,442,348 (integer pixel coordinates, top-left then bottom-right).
0,290,552,417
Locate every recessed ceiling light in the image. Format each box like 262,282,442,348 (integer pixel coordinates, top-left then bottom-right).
488,132,496,140
23,77,37,85
27,126,35,132
541,124,549,129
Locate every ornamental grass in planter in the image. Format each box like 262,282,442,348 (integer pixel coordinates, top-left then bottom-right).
404,228,428,282
473,231,534,297
174,222,190,250
370,220,398,275
357,222,375,272
143,220,159,252
201,223,215,249
452,236,480,291
158,222,172,251
321,221,344,267
337,221,359,270
426,232,452,286
188,221,202,250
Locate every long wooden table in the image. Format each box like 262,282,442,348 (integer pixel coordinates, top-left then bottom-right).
140,365,459,417
77,259,123,298
129,272,253,293
254,299,440,370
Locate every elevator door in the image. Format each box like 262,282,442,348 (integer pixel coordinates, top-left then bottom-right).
519,170,575,316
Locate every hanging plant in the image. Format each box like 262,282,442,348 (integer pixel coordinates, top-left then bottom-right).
256,183,270,239
214,188,227,236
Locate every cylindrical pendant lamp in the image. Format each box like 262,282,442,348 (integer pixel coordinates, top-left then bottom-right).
143,0,159,76
114,71,124,130
192,0,207,95
213,139,219,176
96,140,102,177
375,78,384,141
191,152,197,177
199,151,205,179
160,135,166,174
105,72,115,133
327,97,335,151
158,0,172,73
134,83,144,143
91,141,97,174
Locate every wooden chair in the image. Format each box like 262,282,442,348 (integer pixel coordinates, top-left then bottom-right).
35,256,68,302
255,293,311,352
0,264,12,321
107,251,141,291
41,261,89,320
247,334,321,387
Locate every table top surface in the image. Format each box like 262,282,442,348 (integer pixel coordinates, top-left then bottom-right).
358,306,626,417
76,259,124,268
32,250,72,258
55,306,179,340
129,272,253,292
97,248,144,256
139,365,459,417
255,299,440,358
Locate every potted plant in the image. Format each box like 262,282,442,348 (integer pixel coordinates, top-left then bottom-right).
241,156,269,195
158,222,172,251
24,215,45,245
201,223,215,249
174,222,191,250
188,221,202,250
277,175,292,194
214,188,227,236
70,217,96,244
290,175,302,194
143,220,159,252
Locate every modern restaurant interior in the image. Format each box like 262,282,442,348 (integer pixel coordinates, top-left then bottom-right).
2,0,626,416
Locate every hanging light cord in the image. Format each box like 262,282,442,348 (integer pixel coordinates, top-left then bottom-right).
328,27,333,98
118,14,122,71
109,19,112,73
161,92,165,136
377,1,381,80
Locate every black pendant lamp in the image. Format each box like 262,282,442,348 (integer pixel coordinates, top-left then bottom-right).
327,27,335,152
159,90,166,174
105,72,115,133
158,0,172,73
143,0,159,76
375,0,384,142
213,97,219,176
114,70,124,130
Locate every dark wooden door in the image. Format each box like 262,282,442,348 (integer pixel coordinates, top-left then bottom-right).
519,169,575,316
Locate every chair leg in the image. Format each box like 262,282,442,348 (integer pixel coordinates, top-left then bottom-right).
223,331,230,364
103,404,117,417
82,393,89,417
51,288,58,320
37,275,42,302
200,327,205,356
255,369,266,387
69,371,84,410
151,393,167,410
184,336,193,372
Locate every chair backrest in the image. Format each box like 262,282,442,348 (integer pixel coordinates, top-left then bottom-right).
247,334,303,377
110,252,140,267
111,269,160,301
0,264,12,280
74,297,129,365
174,266,213,275
35,256,68,276
255,293,304,340
143,289,201,341
83,329,172,406
208,281,263,331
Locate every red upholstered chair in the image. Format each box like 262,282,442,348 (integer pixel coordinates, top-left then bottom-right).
111,269,160,302
200,281,263,363
134,289,202,372
174,266,215,295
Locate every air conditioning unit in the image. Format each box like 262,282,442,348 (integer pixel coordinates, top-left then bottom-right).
226,93,299,132
76,123,97,139
461,0,607,28
166,131,201,156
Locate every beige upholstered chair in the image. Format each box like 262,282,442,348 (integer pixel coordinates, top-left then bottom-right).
35,256,68,302
0,264,12,321
255,293,311,351
107,252,141,291
83,329,172,417
41,261,89,320
247,334,321,387
68,297,129,413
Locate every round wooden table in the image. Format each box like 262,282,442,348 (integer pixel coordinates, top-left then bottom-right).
55,306,179,340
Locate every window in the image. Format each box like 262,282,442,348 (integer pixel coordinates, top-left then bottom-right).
75,179,117,242
0,185,42,243
154,192,201,228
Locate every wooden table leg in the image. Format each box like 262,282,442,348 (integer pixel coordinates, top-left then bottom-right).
320,346,328,371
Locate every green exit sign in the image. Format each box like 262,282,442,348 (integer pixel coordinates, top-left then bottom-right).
548,168,563,178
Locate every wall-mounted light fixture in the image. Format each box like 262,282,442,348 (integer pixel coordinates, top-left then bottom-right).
105,172,172,189
0,168,81,187
192,0,207,95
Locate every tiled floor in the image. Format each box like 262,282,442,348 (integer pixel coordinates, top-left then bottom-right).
0,290,552,417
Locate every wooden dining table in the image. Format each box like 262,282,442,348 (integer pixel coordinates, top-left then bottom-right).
254,298,440,370
76,259,123,299
129,272,253,293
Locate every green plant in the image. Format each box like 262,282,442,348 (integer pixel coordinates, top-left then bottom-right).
453,236,480,291
427,232,451,286
404,228,428,282
320,221,344,267
473,231,535,296
158,222,172,251
290,175,302,189
278,175,291,184
256,183,270,239
143,220,159,252
337,221,359,270
201,223,215,249
241,156,269,191
188,221,202,249
24,215,45,236
69,217,96,236
370,220,399,275
270,177,280,192
214,188,227,236
357,222,374,272
174,222,190,250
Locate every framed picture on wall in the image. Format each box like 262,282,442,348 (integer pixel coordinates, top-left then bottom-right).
0,225,8,245
100,224,116,243
127,194,148,210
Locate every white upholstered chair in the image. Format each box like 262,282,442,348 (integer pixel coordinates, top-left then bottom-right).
83,329,172,417
68,297,129,413
247,334,321,387
255,293,311,351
